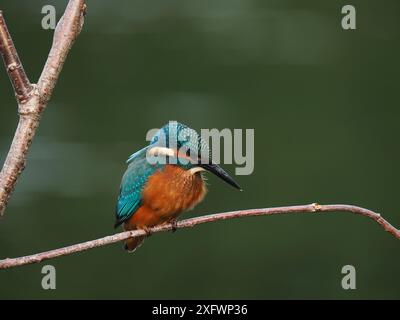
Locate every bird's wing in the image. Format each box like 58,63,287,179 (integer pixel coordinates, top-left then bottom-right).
114,147,159,228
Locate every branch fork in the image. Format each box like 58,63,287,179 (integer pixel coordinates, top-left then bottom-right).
0,1,86,216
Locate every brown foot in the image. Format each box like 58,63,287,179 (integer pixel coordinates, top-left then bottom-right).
170,219,178,233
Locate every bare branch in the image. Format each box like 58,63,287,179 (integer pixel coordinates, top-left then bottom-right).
0,1,86,217
0,11,33,103
0,203,398,270
38,0,86,101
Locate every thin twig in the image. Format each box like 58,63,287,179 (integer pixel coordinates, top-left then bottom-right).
0,0,86,217
0,203,398,270
0,11,33,103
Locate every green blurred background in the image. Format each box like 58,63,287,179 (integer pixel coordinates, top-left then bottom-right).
0,0,399,299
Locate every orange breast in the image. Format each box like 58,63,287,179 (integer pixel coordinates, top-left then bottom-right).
125,165,207,231
143,165,207,218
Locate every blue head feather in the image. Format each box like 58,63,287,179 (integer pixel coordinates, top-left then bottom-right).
148,121,211,168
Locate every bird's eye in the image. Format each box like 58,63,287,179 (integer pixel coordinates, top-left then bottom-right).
184,147,191,157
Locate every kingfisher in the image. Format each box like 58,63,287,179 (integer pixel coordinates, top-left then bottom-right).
114,122,241,252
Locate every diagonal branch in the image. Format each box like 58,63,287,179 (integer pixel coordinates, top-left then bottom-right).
38,0,86,101
0,0,86,217
0,11,33,103
0,203,398,270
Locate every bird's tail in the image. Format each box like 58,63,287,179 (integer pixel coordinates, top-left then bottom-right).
124,236,145,253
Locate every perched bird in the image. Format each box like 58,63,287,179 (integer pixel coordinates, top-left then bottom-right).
115,122,241,252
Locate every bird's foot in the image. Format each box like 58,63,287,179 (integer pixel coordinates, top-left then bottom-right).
170,219,178,233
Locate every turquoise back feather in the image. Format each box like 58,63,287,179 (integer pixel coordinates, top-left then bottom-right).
115,147,161,227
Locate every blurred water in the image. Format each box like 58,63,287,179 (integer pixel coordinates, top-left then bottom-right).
0,0,399,299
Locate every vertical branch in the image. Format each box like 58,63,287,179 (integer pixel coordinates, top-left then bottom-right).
0,1,86,217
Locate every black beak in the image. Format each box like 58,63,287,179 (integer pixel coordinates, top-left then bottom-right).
199,163,242,190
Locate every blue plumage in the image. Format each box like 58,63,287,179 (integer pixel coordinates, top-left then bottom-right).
115,146,160,227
